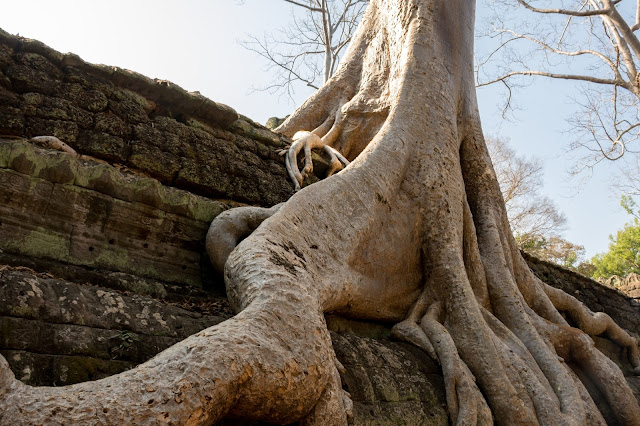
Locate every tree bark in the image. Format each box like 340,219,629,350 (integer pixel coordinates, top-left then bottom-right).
2,0,640,424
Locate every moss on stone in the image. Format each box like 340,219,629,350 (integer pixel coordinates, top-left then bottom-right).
8,305,36,318
0,140,13,168
7,227,71,262
7,142,77,184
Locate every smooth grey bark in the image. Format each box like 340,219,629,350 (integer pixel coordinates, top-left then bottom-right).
1,0,640,424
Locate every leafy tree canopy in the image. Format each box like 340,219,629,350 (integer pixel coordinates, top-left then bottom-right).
591,217,640,280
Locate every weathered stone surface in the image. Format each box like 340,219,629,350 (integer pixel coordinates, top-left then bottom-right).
0,28,294,206
0,349,134,387
0,267,229,386
0,139,234,287
331,332,448,425
0,269,227,336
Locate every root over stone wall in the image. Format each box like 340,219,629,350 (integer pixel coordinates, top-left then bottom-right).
1,27,640,424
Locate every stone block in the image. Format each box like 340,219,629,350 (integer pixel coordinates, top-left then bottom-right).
75,129,129,163
25,116,78,143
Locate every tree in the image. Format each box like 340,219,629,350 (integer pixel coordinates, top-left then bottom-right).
242,0,368,98
2,0,640,424
591,219,640,278
477,0,640,183
486,137,587,268
487,137,565,239
590,197,640,279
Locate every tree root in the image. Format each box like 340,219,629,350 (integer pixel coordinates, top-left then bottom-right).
531,308,640,425
392,291,492,425
420,302,493,425
206,203,283,275
542,281,640,371
280,103,350,191
30,135,77,155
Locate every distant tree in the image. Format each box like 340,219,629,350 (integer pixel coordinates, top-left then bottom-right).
243,0,368,98
487,137,586,268
477,0,640,187
521,234,586,269
574,261,597,277
621,194,640,219
591,203,640,279
487,138,564,237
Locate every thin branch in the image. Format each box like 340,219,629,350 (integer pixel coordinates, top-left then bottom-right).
496,28,620,76
477,70,624,88
632,0,640,31
284,0,323,12
517,0,610,17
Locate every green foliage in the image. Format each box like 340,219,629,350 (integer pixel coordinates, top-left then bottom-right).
109,330,139,360
518,234,585,270
590,218,640,280
621,195,640,220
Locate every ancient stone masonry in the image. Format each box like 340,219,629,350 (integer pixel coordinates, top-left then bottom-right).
0,28,292,206
0,267,228,386
0,27,297,289
0,138,233,287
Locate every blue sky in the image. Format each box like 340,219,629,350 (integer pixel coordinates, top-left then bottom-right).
0,0,630,258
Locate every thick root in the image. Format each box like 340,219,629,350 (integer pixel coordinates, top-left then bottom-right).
420,302,492,425
542,281,640,370
206,203,283,275
392,289,492,425
390,290,437,361
532,310,640,425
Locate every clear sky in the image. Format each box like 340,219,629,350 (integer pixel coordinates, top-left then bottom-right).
0,0,630,258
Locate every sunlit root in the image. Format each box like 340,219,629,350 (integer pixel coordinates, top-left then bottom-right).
30,135,77,155
542,281,640,372
205,203,283,275
280,105,350,191
530,309,640,425
390,290,437,360
420,302,493,425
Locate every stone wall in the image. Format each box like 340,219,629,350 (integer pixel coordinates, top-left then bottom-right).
0,28,292,206
0,27,295,290
0,267,227,386
524,252,640,338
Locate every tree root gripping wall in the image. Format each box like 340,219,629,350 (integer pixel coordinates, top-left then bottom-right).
2,26,640,424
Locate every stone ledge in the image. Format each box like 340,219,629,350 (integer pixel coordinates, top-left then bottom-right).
0,28,239,129
0,269,228,338
1,138,233,222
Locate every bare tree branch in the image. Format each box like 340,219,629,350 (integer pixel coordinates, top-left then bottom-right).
516,0,610,16
242,0,368,99
477,70,623,88
477,0,640,193
284,0,323,12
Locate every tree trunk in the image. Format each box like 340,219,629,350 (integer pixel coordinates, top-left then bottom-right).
2,0,640,424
